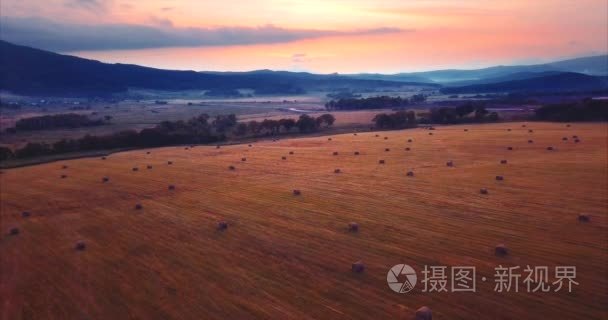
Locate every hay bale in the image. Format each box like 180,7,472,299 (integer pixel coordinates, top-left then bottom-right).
495,175,504,181
566,124,571,127
406,171,414,177
408,139,413,142
507,146,513,150
75,241,86,251
480,188,488,195
248,144,252,147
132,167,139,171
333,152,339,156
334,169,341,173
289,151,294,155
147,165,153,169
62,165,68,169
507,128,512,132
428,132,433,135
375,134,379,137
60,174,67,179
354,151,360,155
500,160,507,164
282,156,287,160
522,124,527,127
562,137,568,141
495,244,508,256
378,160,385,164
528,129,534,133
429,127,436,130
528,140,534,143
135,204,143,210
353,133,358,136
546,146,554,151
351,261,365,273
229,165,236,170
405,147,411,151
146,151,151,154
572,135,578,139
184,147,189,150
241,158,247,162
217,221,228,230
21,211,30,218
168,185,175,190
101,157,107,160
9,227,19,235
385,148,390,152
574,139,580,143
578,214,590,222
102,177,109,183
348,222,359,232
464,129,468,132
384,137,388,140
216,145,221,149
328,137,332,141
446,161,453,167
293,189,301,196
167,161,173,165
415,306,432,320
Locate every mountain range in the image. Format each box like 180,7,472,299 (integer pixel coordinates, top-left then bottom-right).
0,40,606,97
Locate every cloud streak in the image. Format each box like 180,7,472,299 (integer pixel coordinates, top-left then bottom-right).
0,17,405,52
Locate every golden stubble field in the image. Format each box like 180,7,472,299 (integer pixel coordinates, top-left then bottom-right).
1,122,607,319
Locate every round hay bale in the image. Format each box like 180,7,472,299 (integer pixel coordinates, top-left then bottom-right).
9,227,19,235
289,151,294,155
464,129,468,132
334,169,341,173
528,140,534,143
415,306,432,320
293,189,301,196
333,152,339,156
500,160,507,164
102,177,109,183
328,137,332,141
572,135,578,139
348,222,359,232
75,241,86,251
216,145,221,149
168,185,175,190
546,146,554,151
406,171,414,177
429,127,436,130
495,175,504,181
407,139,413,142
384,137,388,140
562,137,568,141
21,211,31,218
60,174,67,179
528,129,534,133
578,214,590,222
132,167,139,172
135,204,143,210
507,146,513,150
375,134,379,137
248,144,252,147
405,147,411,151
495,244,508,256
217,221,228,231
574,139,580,143
62,165,68,169
184,147,189,150
147,165,153,169
282,156,287,160
378,160,385,164
353,133,358,136
241,157,247,162
101,157,107,160
351,261,365,273
446,161,453,167
428,132,433,136
385,148,390,152
147,151,151,154
507,128,512,131
480,188,488,195
229,165,236,170
167,161,173,165
566,124,571,127
521,124,527,127
354,151,360,155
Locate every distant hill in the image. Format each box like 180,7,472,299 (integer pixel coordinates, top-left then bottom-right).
440,72,608,94
359,55,608,84
0,41,434,97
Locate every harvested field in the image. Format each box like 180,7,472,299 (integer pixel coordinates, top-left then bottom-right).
1,122,607,319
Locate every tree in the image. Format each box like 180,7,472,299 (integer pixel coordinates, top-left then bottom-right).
0,146,14,161
317,114,336,127
296,114,319,133
278,118,296,132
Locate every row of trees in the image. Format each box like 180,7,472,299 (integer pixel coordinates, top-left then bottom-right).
12,113,105,131
0,113,336,161
420,103,499,124
325,95,426,111
535,98,608,122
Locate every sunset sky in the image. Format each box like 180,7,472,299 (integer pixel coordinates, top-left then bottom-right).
1,0,607,73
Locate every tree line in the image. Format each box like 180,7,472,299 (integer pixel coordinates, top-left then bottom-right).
371,103,500,129
325,95,426,111
0,113,336,161
10,113,106,132
534,98,608,122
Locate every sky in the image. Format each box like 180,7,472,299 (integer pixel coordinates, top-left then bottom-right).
1,0,607,73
